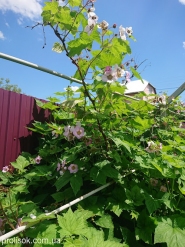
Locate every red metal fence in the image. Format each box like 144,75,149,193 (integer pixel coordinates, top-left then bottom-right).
0,89,50,170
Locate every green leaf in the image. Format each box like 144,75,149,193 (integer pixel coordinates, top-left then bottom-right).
112,38,131,54
106,200,123,217
95,214,114,229
90,167,107,185
155,215,185,247
19,202,37,214
58,208,87,238
102,165,119,179
131,116,154,130
56,8,73,30
94,160,110,168
64,238,86,247
35,224,57,246
70,174,83,195
0,171,10,184
26,221,56,241
68,0,82,7
35,99,59,110
110,137,131,153
125,185,144,206
144,193,161,214
55,172,73,191
52,187,74,202
62,99,83,108
130,67,143,82
135,211,157,244
11,155,30,172
151,160,176,178
52,42,64,53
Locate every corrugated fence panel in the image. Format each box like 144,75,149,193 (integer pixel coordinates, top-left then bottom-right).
0,89,50,170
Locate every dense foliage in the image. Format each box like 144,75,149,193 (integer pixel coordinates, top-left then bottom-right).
0,78,22,93
1,0,185,246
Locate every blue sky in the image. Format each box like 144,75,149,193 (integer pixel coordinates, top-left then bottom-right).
0,0,185,100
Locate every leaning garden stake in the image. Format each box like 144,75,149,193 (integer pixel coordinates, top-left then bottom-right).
0,181,114,242
1,1,185,246
0,52,83,85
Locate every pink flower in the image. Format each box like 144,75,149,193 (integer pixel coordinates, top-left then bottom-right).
146,141,162,153
85,12,98,35
104,66,112,73
57,163,61,171
72,123,85,139
125,71,131,82
98,20,109,30
68,164,78,174
63,126,71,137
57,160,67,175
2,166,9,173
63,126,74,141
114,64,125,78
35,155,42,164
102,69,118,83
119,25,126,40
126,27,133,37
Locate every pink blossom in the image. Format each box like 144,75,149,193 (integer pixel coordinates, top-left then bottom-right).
102,70,118,83
119,25,126,40
85,12,98,35
98,20,109,30
2,166,9,173
125,71,131,82
68,164,78,174
63,126,71,137
63,126,74,141
72,123,85,139
104,66,112,73
57,163,61,171
57,160,67,175
126,27,133,37
114,64,125,78
61,160,66,167
35,155,42,164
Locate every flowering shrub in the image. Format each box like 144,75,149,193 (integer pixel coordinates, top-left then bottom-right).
1,0,185,246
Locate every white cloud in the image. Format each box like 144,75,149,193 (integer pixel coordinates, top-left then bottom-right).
183,42,185,49
5,22,9,27
0,31,5,40
179,0,185,5
0,0,42,21
64,86,79,92
17,17,23,25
